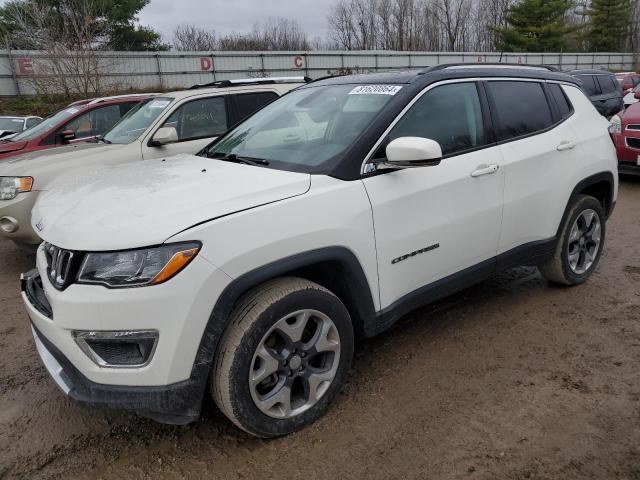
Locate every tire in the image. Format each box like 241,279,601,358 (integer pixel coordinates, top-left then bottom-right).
538,194,606,285
212,277,354,438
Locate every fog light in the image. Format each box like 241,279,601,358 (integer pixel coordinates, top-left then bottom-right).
0,216,18,233
74,330,158,368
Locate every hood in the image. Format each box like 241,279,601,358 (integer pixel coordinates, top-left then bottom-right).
0,142,121,176
32,154,311,251
0,140,27,155
621,102,640,123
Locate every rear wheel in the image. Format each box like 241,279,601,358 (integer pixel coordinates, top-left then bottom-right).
212,277,354,438
538,194,605,285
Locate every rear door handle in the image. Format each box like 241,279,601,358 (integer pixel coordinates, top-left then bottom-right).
470,164,499,178
557,140,576,151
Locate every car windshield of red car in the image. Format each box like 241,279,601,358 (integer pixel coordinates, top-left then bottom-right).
10,107,80,142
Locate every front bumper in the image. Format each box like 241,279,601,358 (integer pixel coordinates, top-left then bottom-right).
22,269,210,424
0,191,40,244
21,244,233,423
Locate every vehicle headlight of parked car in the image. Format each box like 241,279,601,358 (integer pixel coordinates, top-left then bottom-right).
609,114,622,135
0,176,33,200
66,242,200,289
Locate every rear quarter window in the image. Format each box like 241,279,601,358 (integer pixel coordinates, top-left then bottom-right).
486,81,554,142
547,83,573,119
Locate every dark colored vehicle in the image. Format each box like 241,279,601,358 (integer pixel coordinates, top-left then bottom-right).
0,95,153,161
569,69,623,118
609,102,640,175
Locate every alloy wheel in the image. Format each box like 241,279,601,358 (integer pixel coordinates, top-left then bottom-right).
567,208,602,275
249,309,341,419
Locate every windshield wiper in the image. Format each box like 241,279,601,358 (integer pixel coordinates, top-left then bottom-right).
211,153,269,166
94,135,112,144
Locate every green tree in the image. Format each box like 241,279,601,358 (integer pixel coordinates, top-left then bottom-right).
0,0,167,51
494,0,580,52
583,0,632,51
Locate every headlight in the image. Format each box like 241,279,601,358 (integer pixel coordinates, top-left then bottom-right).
609,115,622,135
77,242,200,288
0,176,33,200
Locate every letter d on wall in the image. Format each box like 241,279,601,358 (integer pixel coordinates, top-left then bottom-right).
200,57,213,71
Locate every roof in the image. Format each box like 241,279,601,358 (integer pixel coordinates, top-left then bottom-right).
306,64,580,89
568,69,615,75
165,78,307,99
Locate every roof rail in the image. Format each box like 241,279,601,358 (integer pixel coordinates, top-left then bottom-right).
189,76,311,90
419,63,560,74
87,93,159,105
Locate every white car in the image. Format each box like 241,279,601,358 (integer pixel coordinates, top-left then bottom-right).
0,115,42,139
22,65,617,437
0,78,306,246
623,84,640,107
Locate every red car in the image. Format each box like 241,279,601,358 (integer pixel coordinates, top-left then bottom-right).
0,94,153,161
615,72,640,95
609,102,640,175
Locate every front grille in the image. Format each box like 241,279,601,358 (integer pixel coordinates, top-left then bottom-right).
626,124,640,131
44,243,81,290
626,137,640,150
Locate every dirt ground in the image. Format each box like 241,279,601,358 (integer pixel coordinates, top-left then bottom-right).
1,178,639,480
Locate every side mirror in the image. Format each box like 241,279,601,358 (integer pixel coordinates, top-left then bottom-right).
60,130,75,143
151,126,178,146
378,137,442,170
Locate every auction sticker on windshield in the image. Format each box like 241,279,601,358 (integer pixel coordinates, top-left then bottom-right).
349,85,403,95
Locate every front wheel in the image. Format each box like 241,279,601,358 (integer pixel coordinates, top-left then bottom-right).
211,277,354,438
538,194,606,285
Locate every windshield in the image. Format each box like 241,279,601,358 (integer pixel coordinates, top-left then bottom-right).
0,117,23,132
207,84,400,172
10,107,79,141
104,97,173,144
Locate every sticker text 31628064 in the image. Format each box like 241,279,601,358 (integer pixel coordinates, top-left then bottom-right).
349,85,403,96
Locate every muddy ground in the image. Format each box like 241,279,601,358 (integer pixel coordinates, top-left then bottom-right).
1,178,639,480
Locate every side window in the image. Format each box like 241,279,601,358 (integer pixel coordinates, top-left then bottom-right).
162,97,228,142
233,92,279,124
597,76,619,94
486,81,553,142
384,82,486,156
25,118,41,129
548,83,573,119
578,75,600,96
63,104,122,139
633,76,640,87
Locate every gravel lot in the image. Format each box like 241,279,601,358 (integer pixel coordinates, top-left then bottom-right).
1,177,639,480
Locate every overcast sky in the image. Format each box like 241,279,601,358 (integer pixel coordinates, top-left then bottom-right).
0,0,333,41
137,0,332,42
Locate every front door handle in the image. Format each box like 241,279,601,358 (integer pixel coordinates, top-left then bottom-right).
557,140,576,151
470,164,499,178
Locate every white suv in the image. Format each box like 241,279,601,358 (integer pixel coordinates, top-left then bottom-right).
22,65,617,438
0,78,306,246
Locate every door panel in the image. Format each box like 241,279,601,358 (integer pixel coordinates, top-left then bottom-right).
364,148,504,308
495,83,583,253
362,81,504,309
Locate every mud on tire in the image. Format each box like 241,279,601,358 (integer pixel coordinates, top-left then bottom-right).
211,277,354,438
538,194,606,286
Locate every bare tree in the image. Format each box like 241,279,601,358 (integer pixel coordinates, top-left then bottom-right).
2,0,113,98
173,24,217,51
